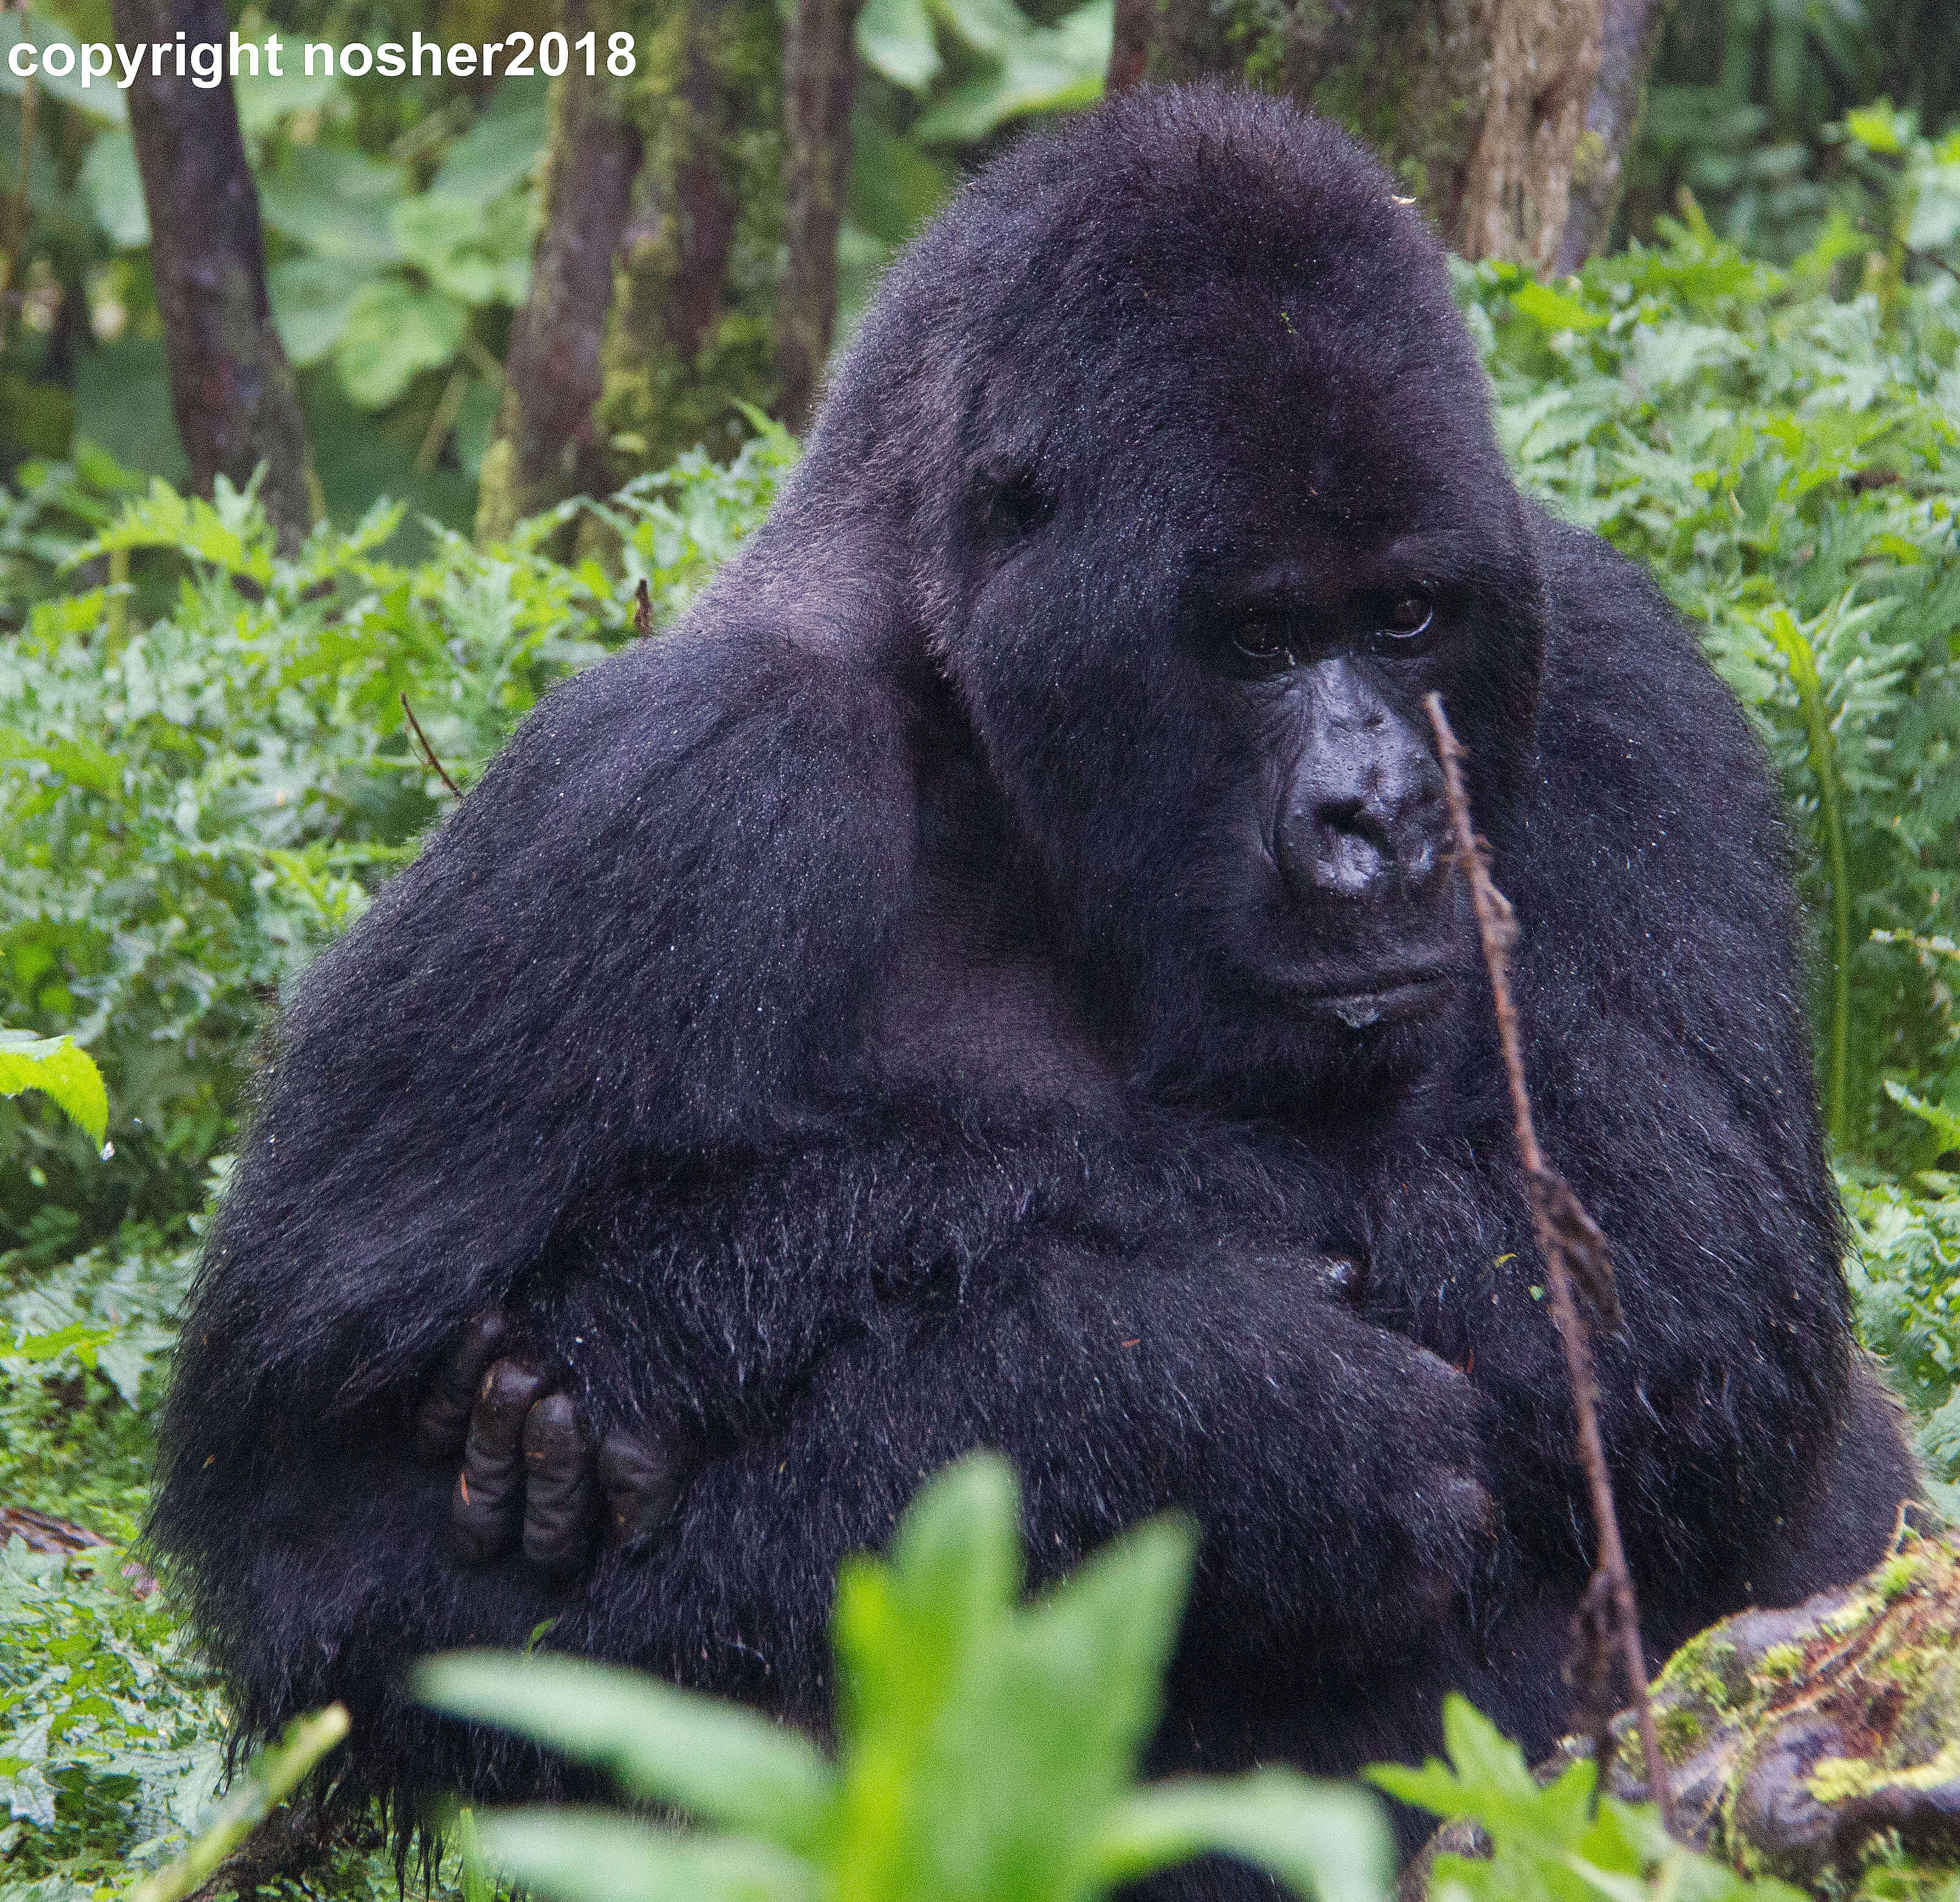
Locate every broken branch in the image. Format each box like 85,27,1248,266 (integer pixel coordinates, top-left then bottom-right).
1423,690,1675,1836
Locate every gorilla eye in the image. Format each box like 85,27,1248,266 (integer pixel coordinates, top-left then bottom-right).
1231,619,1294,667
981,468,1054,545
1371,591,1435,652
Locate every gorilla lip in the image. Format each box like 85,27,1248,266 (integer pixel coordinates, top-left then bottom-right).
1315,974,1451,1028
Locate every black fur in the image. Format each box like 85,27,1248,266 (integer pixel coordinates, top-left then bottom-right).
153,86,1913,1883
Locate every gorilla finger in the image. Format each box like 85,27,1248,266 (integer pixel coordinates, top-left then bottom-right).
451,1359,549,1562
521,1393,596,1573
598,1430,686,1544
415,1309,508,1466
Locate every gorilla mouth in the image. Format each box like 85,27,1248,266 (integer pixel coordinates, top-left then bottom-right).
1316,974,1453,1029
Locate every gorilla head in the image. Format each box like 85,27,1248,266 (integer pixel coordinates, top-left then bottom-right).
796,88,1551,1109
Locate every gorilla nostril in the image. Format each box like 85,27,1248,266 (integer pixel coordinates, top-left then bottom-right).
1318,829,1387,898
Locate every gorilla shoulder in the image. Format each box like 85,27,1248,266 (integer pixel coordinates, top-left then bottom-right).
404,612,923,1134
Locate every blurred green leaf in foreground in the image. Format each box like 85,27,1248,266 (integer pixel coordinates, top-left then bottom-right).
418,1454,1393,1902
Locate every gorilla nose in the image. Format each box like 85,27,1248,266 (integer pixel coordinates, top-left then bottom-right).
1303,796,1394,899
1275,660,1448,904
1277,762,1445,902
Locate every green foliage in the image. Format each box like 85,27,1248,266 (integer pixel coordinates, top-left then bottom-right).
1844,1169,1960,1494
259,77,546,420
855,0,1109,144
1453,223,1960,1163
1628,0,1960,263
0,203,1956,1901
0,1034,105,1149
418,1455,1394,1902
0,1535,225,1888
0,439,788,1273
1367,1696,1806,1902
125,1705,349,1902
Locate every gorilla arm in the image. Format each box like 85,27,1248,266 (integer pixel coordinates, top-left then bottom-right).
151,611,1496,1792
1383,520,1904,1640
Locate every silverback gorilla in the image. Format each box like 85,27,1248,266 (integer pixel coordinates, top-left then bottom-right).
156,85,1914,1876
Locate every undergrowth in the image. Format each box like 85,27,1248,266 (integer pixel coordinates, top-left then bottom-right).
0,219,1955,1897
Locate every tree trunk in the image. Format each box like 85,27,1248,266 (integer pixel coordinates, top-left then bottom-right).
476,0,643,540
1118,0,1607,269
1552,0,1673,271
592,0,783,474
774,0,863,428
1456,0,1608,267
111,0,313,551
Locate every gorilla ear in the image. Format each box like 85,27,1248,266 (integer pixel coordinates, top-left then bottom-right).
976,463,1055,548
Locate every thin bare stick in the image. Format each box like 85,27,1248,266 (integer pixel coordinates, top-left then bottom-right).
632,578,653,638
399,692,462,799
1423,692,1675,1836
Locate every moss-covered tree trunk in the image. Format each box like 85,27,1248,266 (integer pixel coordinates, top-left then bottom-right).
775,0,863,428
478,0,780,532
593,0,784,475
112,0,314,549
1111,0,1608,270
476,0,643,540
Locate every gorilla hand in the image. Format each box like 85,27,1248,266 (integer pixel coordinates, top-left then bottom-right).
415,1311,687,1572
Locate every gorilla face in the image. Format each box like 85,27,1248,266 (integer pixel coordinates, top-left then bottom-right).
931,312,1540,1106
1179,541,1468,1036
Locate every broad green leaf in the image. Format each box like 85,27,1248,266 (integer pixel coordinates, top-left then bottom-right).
80,132,148,248
259,146,406,268
476,1810,813,1902
415,1654,836,1853
0,15,126,122
0,1029,109,1146
1844,103,1906,153
927,0,1030,58
833,1452,1022,1743
1510,280,1607,332
1905,168,1960,253
857,0,942,89
269,257,376,368
431,75,551,203
334,280,470,409
912,0,1108,142
234,66,342,139
849,122,953,246
1091,1772,1393,1902
391,192,536,308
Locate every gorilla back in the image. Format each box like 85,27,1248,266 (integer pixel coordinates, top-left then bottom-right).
154,84,1913,1862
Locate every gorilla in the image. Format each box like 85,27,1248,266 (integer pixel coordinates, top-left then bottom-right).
155,84,1913,1876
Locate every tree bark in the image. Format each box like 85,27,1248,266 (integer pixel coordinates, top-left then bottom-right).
111,0,313,551
774,0,864,428
1107,0,1149,92
476,0,643,540
1552,0,1673,272
593,0,783,473
1122,0,1607,269
1455,0,1607,268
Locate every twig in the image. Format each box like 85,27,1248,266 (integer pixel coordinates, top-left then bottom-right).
399,692,462,799
1423,692,1675,1837
632,578,653,638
